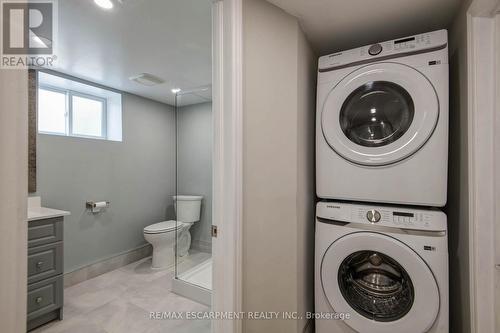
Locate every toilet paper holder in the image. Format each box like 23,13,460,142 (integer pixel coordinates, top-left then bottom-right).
86,201,110,213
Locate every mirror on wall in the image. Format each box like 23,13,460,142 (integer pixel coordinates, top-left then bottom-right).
28,69,37,193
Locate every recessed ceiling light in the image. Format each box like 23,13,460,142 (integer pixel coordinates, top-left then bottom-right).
94,0,113,10
129,73,165,86
171,88,181,94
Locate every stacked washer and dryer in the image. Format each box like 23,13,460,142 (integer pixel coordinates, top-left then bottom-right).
315,30,449,333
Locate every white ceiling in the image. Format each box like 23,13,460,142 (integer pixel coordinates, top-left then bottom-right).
266,0,463,55
53,0,212,105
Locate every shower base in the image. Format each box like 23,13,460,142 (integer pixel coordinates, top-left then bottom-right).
172,258,212,306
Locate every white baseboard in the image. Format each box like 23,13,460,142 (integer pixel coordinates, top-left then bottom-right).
64,244,152,288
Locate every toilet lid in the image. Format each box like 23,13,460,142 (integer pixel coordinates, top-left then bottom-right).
144,220,179,234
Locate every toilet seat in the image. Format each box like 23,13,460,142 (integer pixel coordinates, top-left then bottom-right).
144,220,181,234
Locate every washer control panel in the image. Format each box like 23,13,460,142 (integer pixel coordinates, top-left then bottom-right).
366,209,381,223
316,201,446,232
318,29,447,71
368,43,383,56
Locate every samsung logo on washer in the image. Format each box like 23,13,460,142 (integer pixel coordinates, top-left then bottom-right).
326,205,341,209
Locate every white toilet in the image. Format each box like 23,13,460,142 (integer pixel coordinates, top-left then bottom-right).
143,195,203,269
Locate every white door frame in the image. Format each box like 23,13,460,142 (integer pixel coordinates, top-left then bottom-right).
0,1,244,332
0,71,29,332
467,0,500,331
211,0,243,333
495,13,500,332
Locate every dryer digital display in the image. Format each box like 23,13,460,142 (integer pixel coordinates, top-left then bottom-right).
393,212,414,217
394,37,416,44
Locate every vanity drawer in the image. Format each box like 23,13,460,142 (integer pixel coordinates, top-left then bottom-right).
27,275,63,321
28,242,63,284
28,217,63,248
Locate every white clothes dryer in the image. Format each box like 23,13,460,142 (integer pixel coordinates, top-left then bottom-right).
316,30,448,206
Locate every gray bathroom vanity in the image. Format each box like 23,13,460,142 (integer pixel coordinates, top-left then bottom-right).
27,197,70,331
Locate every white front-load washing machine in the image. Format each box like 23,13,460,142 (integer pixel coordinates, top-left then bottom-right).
315,201,448,333
316,30,448,206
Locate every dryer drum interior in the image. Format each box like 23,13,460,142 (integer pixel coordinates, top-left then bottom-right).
338,251,415,322
339,81,415,148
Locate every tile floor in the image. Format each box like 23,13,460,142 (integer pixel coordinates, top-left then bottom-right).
33,251,212,333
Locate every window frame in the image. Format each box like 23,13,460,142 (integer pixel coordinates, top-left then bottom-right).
69,90,108,139
38,84,108,140
37,85,69,136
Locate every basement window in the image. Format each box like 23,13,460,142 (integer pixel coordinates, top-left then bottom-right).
37,71,122,141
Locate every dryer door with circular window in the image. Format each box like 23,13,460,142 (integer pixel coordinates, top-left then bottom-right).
321,232,440,333
321,62,439,166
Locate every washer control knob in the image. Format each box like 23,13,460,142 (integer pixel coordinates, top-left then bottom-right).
366,210,381,223
368,43,383,55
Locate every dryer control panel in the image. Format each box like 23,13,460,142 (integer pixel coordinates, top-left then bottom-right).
318,29,447,72
316,201,447,232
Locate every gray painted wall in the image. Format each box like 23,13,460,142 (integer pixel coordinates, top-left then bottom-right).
37,93,176,273
242,0,316,332
177,102,212,252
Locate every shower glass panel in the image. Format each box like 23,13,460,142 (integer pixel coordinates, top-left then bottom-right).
173,87,213,299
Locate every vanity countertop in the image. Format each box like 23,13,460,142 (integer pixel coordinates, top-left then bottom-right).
28,196,70,222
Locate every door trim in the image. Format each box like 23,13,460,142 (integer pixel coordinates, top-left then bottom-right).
467,1,500,332
495,12,500,333
0,70,29,332
212,0,243,332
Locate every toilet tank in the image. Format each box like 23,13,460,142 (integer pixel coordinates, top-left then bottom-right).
173,195,203,223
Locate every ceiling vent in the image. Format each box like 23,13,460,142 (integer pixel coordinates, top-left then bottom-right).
129,73,165,86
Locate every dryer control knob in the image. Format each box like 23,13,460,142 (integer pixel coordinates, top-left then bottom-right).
366,210,381,223
368,43,383,55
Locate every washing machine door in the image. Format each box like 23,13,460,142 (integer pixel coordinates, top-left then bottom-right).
321,62,439,166
321,232,440,333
